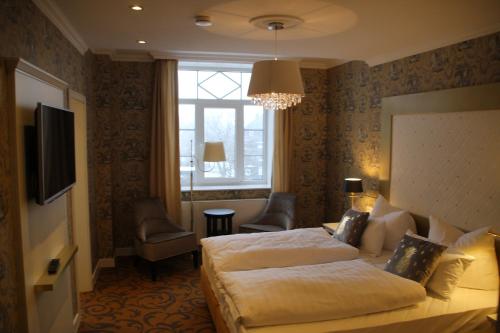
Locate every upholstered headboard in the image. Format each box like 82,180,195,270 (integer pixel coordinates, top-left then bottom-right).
380,83,500,261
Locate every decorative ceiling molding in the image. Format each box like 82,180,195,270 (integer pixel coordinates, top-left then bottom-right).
365,23,500,66
32,0,88,55
92,49,154,62
93,49,338,69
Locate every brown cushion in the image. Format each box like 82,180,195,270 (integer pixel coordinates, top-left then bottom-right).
385,233,447,285
239,223,285,233
333,209,369,247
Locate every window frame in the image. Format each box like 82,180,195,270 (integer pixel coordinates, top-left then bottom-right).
178,65,272,189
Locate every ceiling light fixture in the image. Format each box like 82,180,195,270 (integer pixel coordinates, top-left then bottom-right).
247,16,304,111
130,5,143,11
137,40,147,44
194,15,213,27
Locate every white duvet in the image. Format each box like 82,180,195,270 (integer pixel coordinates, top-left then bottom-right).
201,228,359,272
219,259,427,328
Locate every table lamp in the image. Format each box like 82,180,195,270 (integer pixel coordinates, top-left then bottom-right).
344,178,363,208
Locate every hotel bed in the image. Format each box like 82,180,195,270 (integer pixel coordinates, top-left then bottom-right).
200,85,500,333
201,248,498,333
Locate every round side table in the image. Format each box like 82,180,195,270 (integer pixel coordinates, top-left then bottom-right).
203,208,235,237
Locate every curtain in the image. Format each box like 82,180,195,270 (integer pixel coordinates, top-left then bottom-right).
271,110,294,192
149,60,182,223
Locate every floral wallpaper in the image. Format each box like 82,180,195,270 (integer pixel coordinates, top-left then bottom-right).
0,60,22,333
290,69,330,227
0,0,89,331
89,56,154,253
326,31,500,221
0,0,87,95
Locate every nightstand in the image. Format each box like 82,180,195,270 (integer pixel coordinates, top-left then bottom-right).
323,222,340,235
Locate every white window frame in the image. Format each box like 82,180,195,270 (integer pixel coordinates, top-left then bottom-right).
179,64,273,189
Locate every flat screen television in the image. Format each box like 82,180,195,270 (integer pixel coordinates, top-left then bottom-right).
35,103,76,205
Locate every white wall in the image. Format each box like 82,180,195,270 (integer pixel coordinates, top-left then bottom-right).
15,70,76,333
70,92,93,294
181,198,267,241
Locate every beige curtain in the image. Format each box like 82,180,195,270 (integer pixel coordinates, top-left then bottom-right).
272,110,294,192
150,60,182,223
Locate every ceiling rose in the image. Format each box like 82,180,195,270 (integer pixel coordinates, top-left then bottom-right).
200,0,357,41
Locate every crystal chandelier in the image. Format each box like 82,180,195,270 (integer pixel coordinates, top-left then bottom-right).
247,19,305,111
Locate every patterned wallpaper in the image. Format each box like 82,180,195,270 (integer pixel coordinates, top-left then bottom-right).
0,0,87,94
326,31,500,221
0,61,22,333
291,69,330,227
0,1,89,332
89,56,154,253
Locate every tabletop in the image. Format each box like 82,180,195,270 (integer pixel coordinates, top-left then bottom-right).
203,208,235,216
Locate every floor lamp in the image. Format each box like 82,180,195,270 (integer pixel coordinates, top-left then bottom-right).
189,141,226,231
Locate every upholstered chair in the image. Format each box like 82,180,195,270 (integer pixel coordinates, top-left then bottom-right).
134,198,198,280
239,192,296,233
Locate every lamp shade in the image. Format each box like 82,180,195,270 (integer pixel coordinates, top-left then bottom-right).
247,60,305,110
203,142,226,162
248,60,304,95
344,178,363,194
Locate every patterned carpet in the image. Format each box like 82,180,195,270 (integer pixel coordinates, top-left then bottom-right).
79,255,215,333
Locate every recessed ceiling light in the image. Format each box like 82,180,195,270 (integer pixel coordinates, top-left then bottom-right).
195,15,212,27
130,5,143,11
137,40,147,44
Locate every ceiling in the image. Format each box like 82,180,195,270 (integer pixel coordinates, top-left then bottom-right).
44,0,500,66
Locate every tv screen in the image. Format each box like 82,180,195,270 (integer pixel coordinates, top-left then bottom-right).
35,103,76,205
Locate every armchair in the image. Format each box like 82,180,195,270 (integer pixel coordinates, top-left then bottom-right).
239,192,296,233
134,198,198,280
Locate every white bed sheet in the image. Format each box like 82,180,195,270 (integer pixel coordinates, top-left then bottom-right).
203,248,498,333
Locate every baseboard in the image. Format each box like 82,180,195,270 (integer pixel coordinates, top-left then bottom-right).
73,313,80,333
98,257,115,268
91,257,116,287
115,246,136,257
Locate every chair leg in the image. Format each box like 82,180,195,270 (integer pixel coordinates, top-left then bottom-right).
134,255,141,267
150,261,158,281
192,250,199,268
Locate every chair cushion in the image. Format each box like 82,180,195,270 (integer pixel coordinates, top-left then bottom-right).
138,218,183,242
145,231,195,244
239,223,285,233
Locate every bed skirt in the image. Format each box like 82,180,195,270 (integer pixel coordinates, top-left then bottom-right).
201,266,231,333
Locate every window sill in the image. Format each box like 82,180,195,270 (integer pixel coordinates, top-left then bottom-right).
181,184,271,192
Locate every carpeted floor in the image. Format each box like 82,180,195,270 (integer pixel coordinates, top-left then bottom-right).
79,255,215,333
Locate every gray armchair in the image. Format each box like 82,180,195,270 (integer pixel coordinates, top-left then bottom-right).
134,198,198,280
239,192,296,233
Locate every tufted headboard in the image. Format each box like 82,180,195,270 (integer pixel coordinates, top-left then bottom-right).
380,83,500,263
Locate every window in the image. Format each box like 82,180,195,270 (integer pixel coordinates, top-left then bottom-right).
178,63,272,189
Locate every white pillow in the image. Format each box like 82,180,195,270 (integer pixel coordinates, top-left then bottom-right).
426,252,474,299
370,195,401,217
383,210,417,250
451,227,499,290
360,217,386,257
428,216,464,246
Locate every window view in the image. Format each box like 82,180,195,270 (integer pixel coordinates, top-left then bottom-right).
178,63,271,188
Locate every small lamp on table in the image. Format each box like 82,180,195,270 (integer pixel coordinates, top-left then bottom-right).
344,178,363,209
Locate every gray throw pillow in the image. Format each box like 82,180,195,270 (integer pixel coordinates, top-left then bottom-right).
385,233,447,285
333,209,369,247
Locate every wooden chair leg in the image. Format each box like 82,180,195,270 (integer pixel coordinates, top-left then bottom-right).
192,250,199,268
134,255,141,267
150,261,158,281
